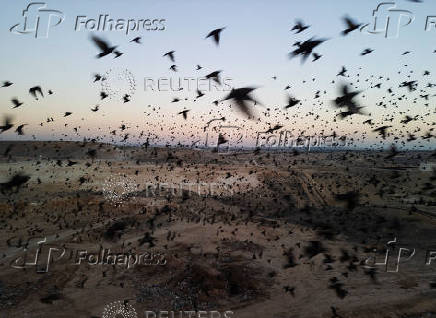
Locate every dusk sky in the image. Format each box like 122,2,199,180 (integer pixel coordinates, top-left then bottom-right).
1,0,436,149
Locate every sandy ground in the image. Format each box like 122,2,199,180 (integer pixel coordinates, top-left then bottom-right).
0,141,436,318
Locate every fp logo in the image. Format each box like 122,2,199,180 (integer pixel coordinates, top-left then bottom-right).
361,2,414,39
204,125,244,152
10,2,64,39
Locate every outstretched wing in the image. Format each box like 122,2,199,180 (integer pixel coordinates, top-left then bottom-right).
91,35,110,52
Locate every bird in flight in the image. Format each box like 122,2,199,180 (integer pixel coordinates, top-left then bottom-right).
222,87,262,119
130,37,142,44
11,98,23,109
0,115,14,133
178,109,190,120
29,86,44,100
312,53,322,62
15,124,27,135
205,71,222,85
291,20,310,33
91,35,119,58
289,37,327,63
284,95,301,109
334,84,366,119
373,126,392,139
163,50,175,62
361,48,374,56
341,16,362,36
337,66,347,77
1,81,13,87
206,27,225,45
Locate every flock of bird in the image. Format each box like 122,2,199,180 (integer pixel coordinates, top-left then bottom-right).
0,4,436,315
1,11,435,152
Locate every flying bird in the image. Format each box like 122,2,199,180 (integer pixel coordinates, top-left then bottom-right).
130,36,142,44
15,124,27,135
93,74,103,82
163,50,175,62
341,16,362,35
29,86,44,100
312,53,322,61
284,95,301,109
205,71,222,85
178,109,190,120
291,20,310,33
334,84,366,118
91,35,119,58
222,87,262,119
206,27,225,45
289,37,327,63
0,116,14,133
361,48,374,56
373,126,392,139
11,98,23,109
2,81,13,87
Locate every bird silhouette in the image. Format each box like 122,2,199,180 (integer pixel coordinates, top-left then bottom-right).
222,87,262,119
91,35,118,58
15,124,27,135
0,116,14,133
11,98,23,109
163,50,175,62
29,86,44,100
178,109,190,120
341,16,362,35
284,95,301,109
206,27,225,45
291,20,310,33
289,37,327,63
130,36,142,44
2,81,13,87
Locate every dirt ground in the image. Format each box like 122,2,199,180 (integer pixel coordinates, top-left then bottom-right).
0,141,435,318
